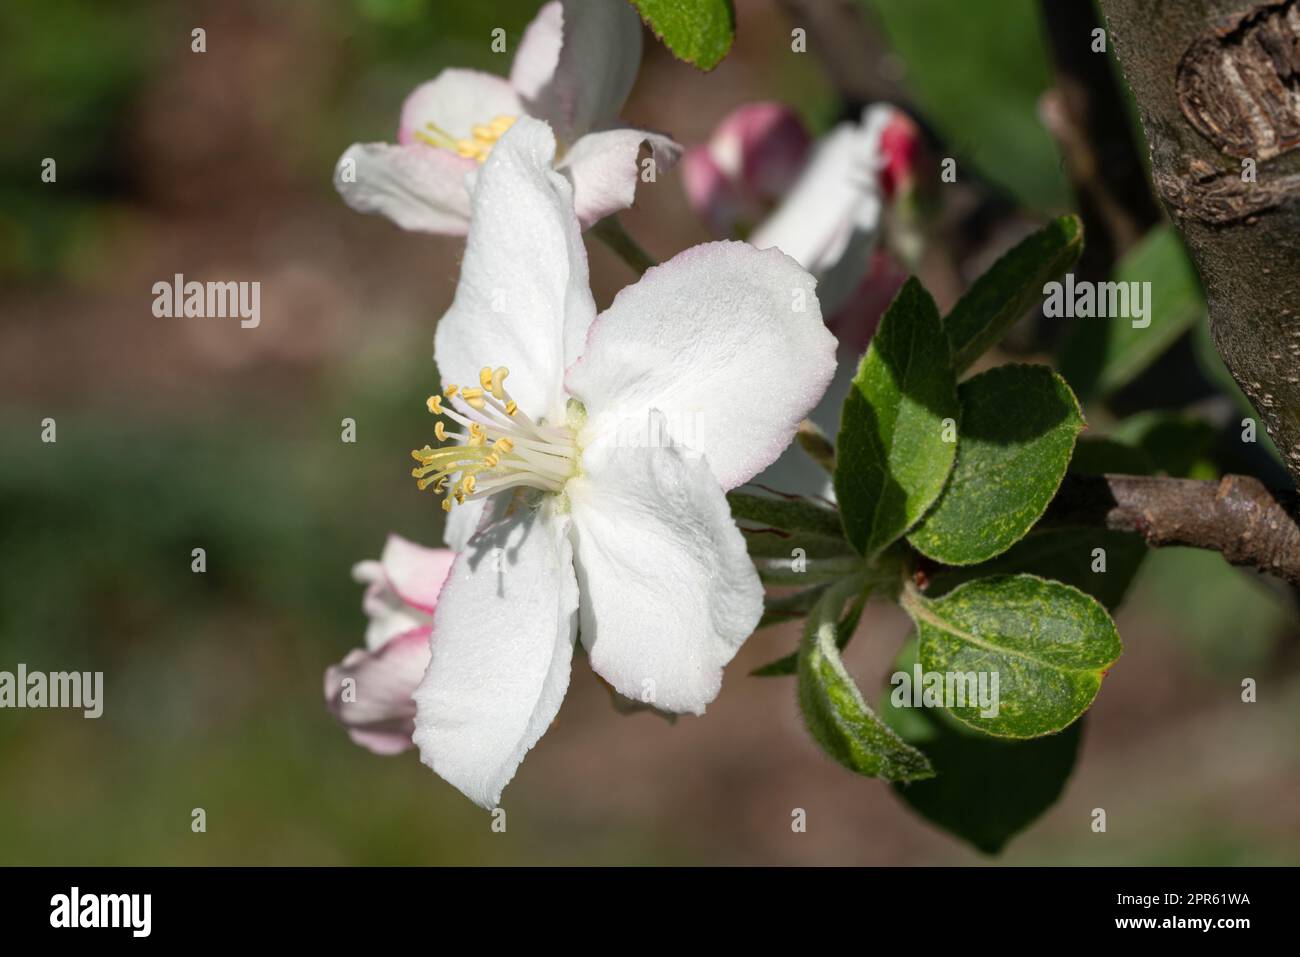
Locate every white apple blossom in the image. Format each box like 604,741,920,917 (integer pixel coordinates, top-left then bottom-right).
408,116,836,807
334,0,680,235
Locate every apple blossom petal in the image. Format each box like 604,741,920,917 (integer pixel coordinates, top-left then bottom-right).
442,497,488,552
521,0,644,144
509,1,563,103
566,240,837,490
334,142,474,235
412,505,578,808
747,110,890,311
556,128,682,228
325,629,432,755
568,437,763,714
379,535,455,612
398,68,524,144
433,117,597,420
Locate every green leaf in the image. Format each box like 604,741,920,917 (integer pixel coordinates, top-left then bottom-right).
928,528,1146,611
727,490,843,539
882,639,1083,854
629,0,735,70
798,581,934,781
945,215,1083,373
901,575,1121,738
1109,411,1217,479
755,584,828,633
1060,225,1205,402
753,586,867,676
908,364,1083,565
1068,436,1155,476
861,0,1068,211
835,278,959,558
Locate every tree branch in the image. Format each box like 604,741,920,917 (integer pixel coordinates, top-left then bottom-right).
1046,472,1300,584
1096,0,1300,486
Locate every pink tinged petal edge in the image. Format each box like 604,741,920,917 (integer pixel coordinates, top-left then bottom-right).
334,142,474,235
379,535,455,612
557,127,683,229
412,506,579,808
565,240,838,491
567,438,764,714
324,629,433,756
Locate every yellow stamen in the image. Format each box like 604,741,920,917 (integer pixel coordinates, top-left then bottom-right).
434,421,448,442
505,400,518,416
444,384,459,398
490,367,509,400
427,395,442,414
479,367,493,390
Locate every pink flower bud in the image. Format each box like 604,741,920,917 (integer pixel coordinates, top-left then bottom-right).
684,102,812,237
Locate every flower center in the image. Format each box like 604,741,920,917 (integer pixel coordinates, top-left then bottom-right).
411,366,579,513
413,115,517,163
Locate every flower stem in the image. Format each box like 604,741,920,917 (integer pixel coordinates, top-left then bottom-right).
591,216,657,276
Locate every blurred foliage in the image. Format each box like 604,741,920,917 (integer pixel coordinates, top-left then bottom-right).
859,0,1069,210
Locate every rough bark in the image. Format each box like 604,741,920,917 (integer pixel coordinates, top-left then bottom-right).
1097,0,1300,485
1047,472,1300,584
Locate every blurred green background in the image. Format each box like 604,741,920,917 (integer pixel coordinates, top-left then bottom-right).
1,0,1296,864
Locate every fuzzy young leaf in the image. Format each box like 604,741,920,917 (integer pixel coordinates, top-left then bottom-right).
753,586,866,676
835,278,959,558
798,582,934,780
728,491,843,538
908,364,1083,565
902,575,1121,738
882,639,1083,854
630,0,735,70
945,215,1083,373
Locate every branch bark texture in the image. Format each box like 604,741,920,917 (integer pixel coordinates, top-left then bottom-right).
1048,472,1300,584
1097,0,1300,485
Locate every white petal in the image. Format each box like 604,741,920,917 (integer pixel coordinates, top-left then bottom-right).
433,117,596,419
568,437,763,714
442,497,488,552
566,240,837,490
412,504,578,808
398,68,524,144
557,128,683,228
520,0,644,143
509,1,563,102
334,143,474,235
747,115,887,310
